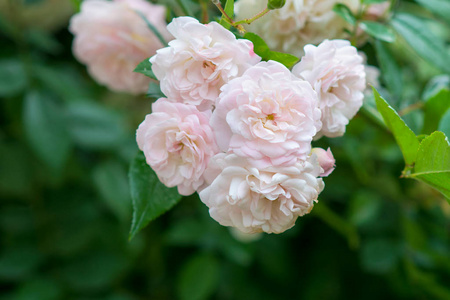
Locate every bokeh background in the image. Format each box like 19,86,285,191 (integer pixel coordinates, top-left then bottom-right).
0,0,449,299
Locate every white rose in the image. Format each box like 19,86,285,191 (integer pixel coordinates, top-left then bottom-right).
199,153,324,234
150,17,261,111
292,39,366,138
235,0,359,56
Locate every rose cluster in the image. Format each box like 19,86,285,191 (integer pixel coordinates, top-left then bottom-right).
137,17,366,234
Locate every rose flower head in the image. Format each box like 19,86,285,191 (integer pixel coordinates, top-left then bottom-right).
136,99,219,196
150,16,261,111
211,60,322,169
69,0,171,94
292,39,366,139
199,153,325,234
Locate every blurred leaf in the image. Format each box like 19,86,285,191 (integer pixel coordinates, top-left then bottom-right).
391,13,450,74
146,82,164,99
134,59,157,80
422,89,450,134
374,40,403,100
362,0,387,3
422,75,450,100
135,11,168,47
177,254,219,300
348,191,382,228
359,21,395,42
220,0,234,29
333,3,356,25
439,109,450,137
373,88,419,166
15,277,62,300
0,59,27,97
23,91,71,171
243,32,299,68
70,0,82,12
407,131,450,200
128,151,182,240
0,143,33,197
0,245,43,281
93,161,131,222
415,0,450,23
360,238,400,274
66,101,126,150
25,29,62,54
23,0,45,4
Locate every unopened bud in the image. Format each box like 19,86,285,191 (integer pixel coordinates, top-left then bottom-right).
311,147,335,177
267,0,286,10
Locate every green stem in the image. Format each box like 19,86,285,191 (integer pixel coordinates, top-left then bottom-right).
136,11,169,47
235,8,270,25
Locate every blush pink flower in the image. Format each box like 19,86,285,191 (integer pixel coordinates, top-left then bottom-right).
199,153,324,234
136,99,219,195
292,39,366,139
150,17,261,111
69,0,171,94
311,147,335,177
210,61,321,168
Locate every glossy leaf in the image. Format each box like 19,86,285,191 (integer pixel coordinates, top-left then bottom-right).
373,88,419,166
391,13,450,74
134,58,157,80
422,89,450,134
333,3,356,25
408,131,450,200
359,21,395,42
129,151,182,240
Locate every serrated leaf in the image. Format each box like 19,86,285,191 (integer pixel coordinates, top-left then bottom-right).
391,13,450,74
408,131,450,200
129,151,182,240
243,32,299,68
23,91,71,172
177,254,220,300
422,89,450,134
333,3,356,25
415,0,450,23
359,21,395,42
373,88,419,166
134,58,157,80
374,40,403,100
220,0,234,29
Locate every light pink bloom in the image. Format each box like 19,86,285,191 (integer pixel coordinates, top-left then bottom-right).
365,2,390,20
311,147,335,177
199,153,324,234
292,40,366,139
150,17,261,111
210,61,321,168
136,99,219,195
69,0,171,94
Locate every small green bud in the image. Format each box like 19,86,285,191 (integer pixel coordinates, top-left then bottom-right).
267,0,286,10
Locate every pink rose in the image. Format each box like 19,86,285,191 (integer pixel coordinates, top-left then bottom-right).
150,17,261,111
199,153,324,234
292,39,366,139
311,147,335,177
136,99,219,195
69,0,171,94
210,61,322,168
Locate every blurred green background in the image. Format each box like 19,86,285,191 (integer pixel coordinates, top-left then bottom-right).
0,0,449,299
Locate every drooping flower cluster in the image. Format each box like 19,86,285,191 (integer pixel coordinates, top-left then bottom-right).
69,0,171,94
136,17,366,234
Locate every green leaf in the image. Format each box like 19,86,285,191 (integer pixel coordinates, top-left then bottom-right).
374,40,403,99
220,0,234,29
0,59,27,97
415,0,450,23
362,0,387,3
177,254,220,300
129,151,182,240
360,238,400,274
408,131,450,200
439,110,450,137
373,88,419,166
66,101,126,150
93,161,131,222
333,3,356,25
23,91,71,172
146,82,164,99
391,13,450,74
422,89,450,134
243,32,299,68
359,21,395,42
134,58,157,80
